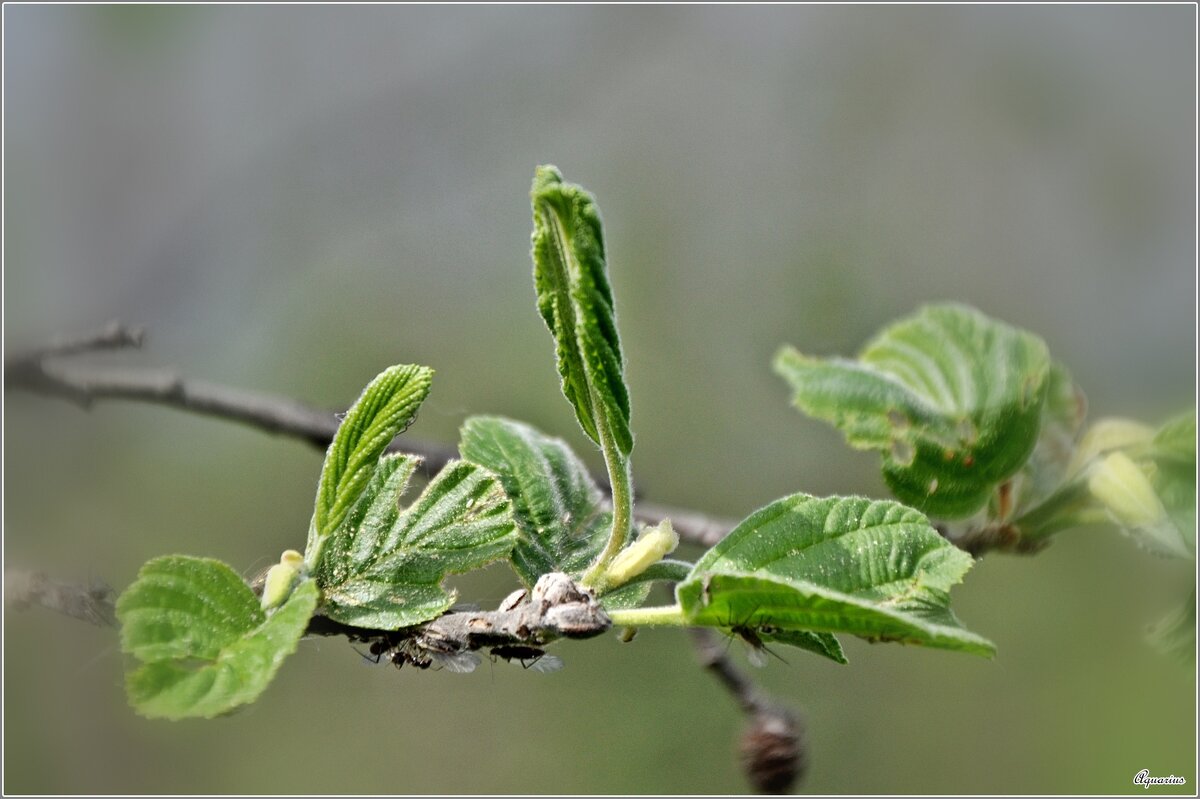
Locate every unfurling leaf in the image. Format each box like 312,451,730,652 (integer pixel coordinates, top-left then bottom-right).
314,457,517,629
775,304,1051,518
680,494,993,657
307,364,433,561
459,415,610,585
116,556,318,720
530,165,632,457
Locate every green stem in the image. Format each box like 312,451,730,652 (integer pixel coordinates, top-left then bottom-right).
608,603,688,628
581,412,634,589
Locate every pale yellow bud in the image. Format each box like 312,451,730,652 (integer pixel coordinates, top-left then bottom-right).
261,549,305,611
1087,453,1189,558
1067,418,1155,478
1088,452,1162,527
604,520,679,587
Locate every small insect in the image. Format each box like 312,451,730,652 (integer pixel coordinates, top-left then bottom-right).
490,644,564,673
426,648,482,674
723,611,787,668
415,634,481,674
350,636,480,673
354,639,391,665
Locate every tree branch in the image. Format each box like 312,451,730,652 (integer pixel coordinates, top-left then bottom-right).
4,319,144,368
4,322,738,545
307,572,610,672
5,324,796,792
688,628,806,794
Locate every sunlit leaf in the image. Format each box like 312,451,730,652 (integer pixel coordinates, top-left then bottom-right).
116,556,318,720
315,458,517,629
307,364,433,558
775,304,1051,518
679,495,993,656
530,165,632,456
459,416,610,585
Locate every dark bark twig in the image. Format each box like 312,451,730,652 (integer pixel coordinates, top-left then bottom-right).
688,628,806,794
688,627,768,715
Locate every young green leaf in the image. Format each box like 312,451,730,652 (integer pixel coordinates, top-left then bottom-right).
315,457,517,629
678,494,993,656
530,165,632,457
774,304,1051,518
459,416,610,585
116,556,318,720
307,364,433,561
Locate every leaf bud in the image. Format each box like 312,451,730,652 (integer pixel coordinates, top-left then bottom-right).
260,549,305,611
604,520,679,587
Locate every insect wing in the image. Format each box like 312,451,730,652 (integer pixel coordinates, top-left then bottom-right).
745,643,770,668
526,653,564,673
431,650,481,674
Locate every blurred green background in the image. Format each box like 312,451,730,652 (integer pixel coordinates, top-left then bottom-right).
4,5,1195,794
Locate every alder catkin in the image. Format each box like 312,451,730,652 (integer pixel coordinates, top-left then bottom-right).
739,706,806,794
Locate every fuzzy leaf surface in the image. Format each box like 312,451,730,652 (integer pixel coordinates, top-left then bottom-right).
116,556,318,719
459,415,610,585
679,494,993,656
316,457,517,628
775,304,1051,518
308,364,433,556
530,165,632,456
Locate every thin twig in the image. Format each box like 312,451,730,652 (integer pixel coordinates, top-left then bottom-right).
4,568,118,627
688,627,767,714
4,323,738,545
688,628,806,794
3,319,144,369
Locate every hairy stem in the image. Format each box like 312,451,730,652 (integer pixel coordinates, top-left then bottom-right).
581,412,634,590
607,603,688,627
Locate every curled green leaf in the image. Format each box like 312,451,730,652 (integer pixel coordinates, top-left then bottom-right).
775,303,1051,518
530,165,632,457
